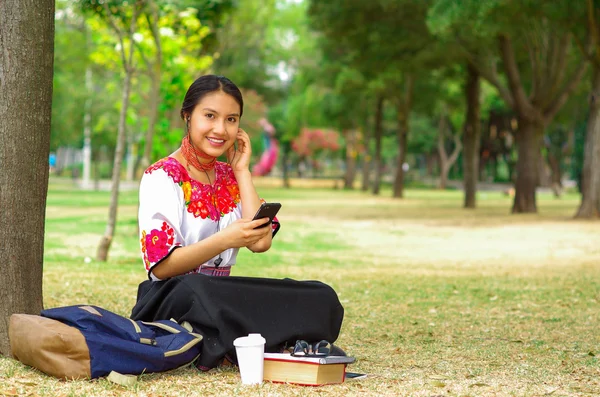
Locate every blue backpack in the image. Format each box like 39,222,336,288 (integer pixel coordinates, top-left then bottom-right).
9,305,202,379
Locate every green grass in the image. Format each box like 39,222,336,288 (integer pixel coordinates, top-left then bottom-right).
1,177,599,396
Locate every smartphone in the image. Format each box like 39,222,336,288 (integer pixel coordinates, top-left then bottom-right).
252,202,281,229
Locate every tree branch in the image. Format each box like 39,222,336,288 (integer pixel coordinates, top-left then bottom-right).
134,41,152,72
546,33,571,103
103,2,128,69
454,34,514,108
146,4,162,64
573,31,598,66
467,57,514,108
524,28,541,102
125,1,145,73
587,0,600,66
448,128,463,167
437,117,448,165
498,34,538,120
543,60,588,123
543,32,560,95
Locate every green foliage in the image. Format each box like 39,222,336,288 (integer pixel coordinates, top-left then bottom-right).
409,113,438,154
51,7,88,150
50,0,593,191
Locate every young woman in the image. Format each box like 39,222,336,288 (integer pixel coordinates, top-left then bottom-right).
130,75,344,370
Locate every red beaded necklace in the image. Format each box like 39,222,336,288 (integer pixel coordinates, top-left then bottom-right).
181,135,216,172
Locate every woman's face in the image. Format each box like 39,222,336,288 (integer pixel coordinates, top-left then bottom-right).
187,90,241,158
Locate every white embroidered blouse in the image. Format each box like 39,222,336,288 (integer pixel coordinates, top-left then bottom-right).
138,157,278,280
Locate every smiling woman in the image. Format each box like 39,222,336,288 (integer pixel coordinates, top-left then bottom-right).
131,74,345,371
139,75,274,280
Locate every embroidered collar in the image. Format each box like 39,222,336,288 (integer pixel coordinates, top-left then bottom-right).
145,157,241,221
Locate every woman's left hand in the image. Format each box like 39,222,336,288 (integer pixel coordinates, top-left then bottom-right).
228,128,252,174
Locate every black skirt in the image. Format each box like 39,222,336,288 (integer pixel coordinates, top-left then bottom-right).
130,274,345,370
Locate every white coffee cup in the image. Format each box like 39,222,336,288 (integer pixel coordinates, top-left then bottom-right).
233,333,266,385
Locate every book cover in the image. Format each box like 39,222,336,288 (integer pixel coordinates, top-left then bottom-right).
263,353,356,386
263,353,355,365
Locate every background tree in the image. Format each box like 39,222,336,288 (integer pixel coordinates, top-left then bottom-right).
137,1,163,173
462,63,481,208
0,0,55,355
429,0,587,213
85,0,145,261
309,0,457,198
574,0,600,218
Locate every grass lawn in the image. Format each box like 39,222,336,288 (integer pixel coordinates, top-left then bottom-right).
1,177,599,396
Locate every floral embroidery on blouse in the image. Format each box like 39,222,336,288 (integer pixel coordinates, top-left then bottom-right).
140,221,180,271
145,157,241,221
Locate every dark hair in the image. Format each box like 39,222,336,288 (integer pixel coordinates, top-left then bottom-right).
180,75,244,120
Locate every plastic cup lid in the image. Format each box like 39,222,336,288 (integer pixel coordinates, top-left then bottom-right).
233,333,266,347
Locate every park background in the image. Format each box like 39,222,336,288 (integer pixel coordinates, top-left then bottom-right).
1,0,599,396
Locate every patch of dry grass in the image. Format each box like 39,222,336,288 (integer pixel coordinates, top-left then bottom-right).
1,179,599,396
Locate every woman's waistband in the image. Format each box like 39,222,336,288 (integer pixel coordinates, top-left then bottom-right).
199,265,231,277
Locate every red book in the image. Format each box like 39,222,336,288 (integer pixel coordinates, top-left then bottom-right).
263,353,355,386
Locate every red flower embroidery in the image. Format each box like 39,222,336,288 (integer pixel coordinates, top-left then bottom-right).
145,158,242,222
140,221,179,270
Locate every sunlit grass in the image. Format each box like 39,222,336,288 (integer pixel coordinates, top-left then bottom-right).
1,177,599,396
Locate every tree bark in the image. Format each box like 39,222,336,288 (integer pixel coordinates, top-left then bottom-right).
0,0,55,355
512,118,543,213
281,141,291,189
393,103,409,198
576,65,600,218
546,151,562,197
463,63,481,208
371,96,384,195
360,128,372,192
437,112,462,190
343,130,358,189
426,154,436,177
392,76,413,198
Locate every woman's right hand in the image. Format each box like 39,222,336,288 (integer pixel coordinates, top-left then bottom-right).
221,217,272,249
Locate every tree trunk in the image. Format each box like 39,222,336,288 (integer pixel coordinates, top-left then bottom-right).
126,138,135,181
97,3,140,261
547,151,562,197
512,118,543,213
437,111,463,190
140,64,161,174
426,154,436,177
576,65,600,218
372,96,384,195
343,130,358,189
82,65,93,190
437,113,449,190
393,103,409,198
0,0,55,356
361,130,372,191
138,3,162,177
463,63,481,208
97,69,133,261
281,141,291,188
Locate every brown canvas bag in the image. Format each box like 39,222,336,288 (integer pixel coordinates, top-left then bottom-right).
9,313,91,379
